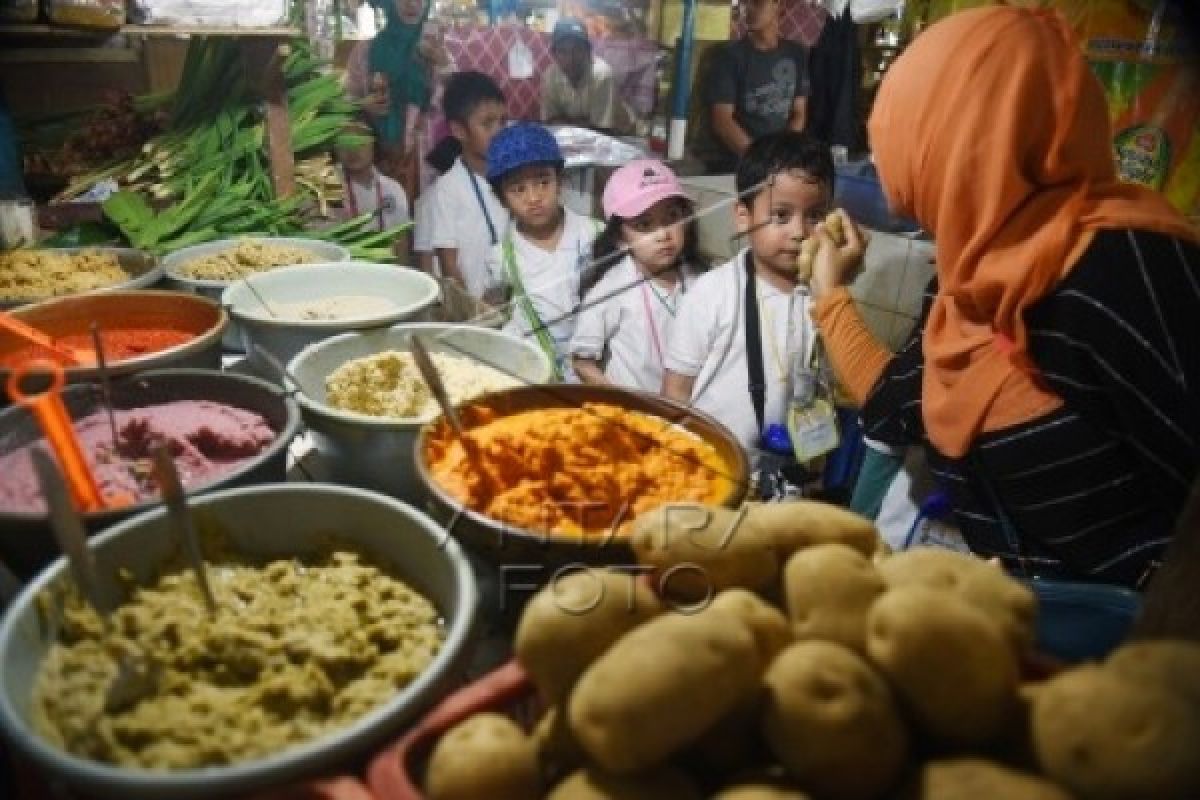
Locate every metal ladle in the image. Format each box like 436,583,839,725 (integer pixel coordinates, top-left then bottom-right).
151,445,217,615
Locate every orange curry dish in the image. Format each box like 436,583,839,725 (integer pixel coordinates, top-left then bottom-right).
425,402,734,538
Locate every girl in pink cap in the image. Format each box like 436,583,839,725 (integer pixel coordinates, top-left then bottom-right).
570,159,706,391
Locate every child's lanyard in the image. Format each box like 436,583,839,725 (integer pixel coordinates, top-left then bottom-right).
502,234,564,381
638,277,679,370
467,168,499,246
343,168,387,232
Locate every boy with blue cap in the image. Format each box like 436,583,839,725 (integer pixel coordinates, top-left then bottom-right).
484,123,599,381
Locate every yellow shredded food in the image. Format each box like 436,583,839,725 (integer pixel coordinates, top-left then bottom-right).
176,241,319,281
426,402,734,538
31,551,443,770
0,249,130,301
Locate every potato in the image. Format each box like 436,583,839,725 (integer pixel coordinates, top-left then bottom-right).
631,504,778,603
904,759,1073,800
876,548,1036,652
1106,640,1200,707
568,606,763,773
546,766,701,800
783,544,885,653
714,786,812,800
795,237,819,282
825,211,845,246
743,501,879,561
425,713,540,800
711,589,792,662
1032,665,1200,800
532,706,587,781
515,568,663,703
762,641,908,800
866,587,1019,747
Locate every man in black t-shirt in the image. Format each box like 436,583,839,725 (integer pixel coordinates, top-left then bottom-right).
703,0,810,172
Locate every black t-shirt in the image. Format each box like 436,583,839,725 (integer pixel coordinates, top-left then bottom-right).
705,37,810,164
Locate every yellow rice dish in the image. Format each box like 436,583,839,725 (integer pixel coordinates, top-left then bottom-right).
175,241,319,281
32,550,443,770
0,249,130,302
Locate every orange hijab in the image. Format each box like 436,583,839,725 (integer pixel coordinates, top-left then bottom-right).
868,6,1198,458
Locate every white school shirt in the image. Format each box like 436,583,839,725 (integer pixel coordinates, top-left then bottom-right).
429,157,510,298
340,169,410,231
485,208,597,381
570,254,697,393
665,250,816,453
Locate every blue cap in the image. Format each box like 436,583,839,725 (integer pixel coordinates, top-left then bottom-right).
486,123,565,183
552,17,590,47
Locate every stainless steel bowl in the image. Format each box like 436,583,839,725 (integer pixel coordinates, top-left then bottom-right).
287,323,554,503
222,263,440,380
0,368,302,579
0,484,477,799
0,290,227,393
161,238,352,350
0,247,162,311
413,384,750,572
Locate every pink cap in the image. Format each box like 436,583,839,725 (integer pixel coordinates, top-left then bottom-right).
602,159,688,220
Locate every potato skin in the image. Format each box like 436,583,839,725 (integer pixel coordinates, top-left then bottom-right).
1031,665,1200,800
903,759,1073,800
568,606,763,774
425,713,540,800
1105,641,1200,707
713,786,813,800
744,501,879,560
762,641,909,800
631,504,778,603
711,588,793,662
545,766,702,800
866,586,1019,748
783,544,885,653
876,548,1035,652
515,568,662,704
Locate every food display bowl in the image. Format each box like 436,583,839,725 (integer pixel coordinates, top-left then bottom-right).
413,384,750,573
161,238,351,350
0,368,301,579
222,263,440,380
0,247,163,311
287,323,554,503
0,290,227,394
0,484,478,800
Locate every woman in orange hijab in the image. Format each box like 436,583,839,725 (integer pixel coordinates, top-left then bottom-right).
810,5,1200,587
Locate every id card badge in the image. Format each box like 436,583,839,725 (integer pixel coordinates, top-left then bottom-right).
787,341,839,463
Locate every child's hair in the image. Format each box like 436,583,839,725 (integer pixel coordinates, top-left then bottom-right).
735,131,835,204
427,72,506,172
442,70,506,125
581,199,706,297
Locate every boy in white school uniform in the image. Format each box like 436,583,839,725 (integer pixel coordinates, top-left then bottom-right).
426,71,509,297
483,123,598,381
663,131,833,452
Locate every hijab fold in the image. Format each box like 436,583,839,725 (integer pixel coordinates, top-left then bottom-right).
868,6,1198,458
368,0,432,144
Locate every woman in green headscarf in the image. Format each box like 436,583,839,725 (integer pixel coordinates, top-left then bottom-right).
344,0,446,176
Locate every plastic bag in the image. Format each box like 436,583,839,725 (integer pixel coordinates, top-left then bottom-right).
508,39,534,81
45,0,124,29
851,0,904,24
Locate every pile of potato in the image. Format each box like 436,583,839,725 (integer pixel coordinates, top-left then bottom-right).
424,501,1200,800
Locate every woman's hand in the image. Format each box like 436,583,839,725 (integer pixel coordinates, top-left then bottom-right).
361,73,390,117
810,209,868,300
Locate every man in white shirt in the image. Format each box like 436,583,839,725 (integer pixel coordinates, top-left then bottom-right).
541,18,634,135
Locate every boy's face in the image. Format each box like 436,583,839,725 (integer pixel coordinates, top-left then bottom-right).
742,0,781,33
552,40,591,85
451,100,507,162
336,138,375,173
501,165,561,230
622,198,688,273
735,169,831,276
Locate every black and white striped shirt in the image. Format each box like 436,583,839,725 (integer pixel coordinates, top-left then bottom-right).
862,229,1200,587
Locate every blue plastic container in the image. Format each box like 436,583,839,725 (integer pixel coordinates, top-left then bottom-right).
1030,579,1141,663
